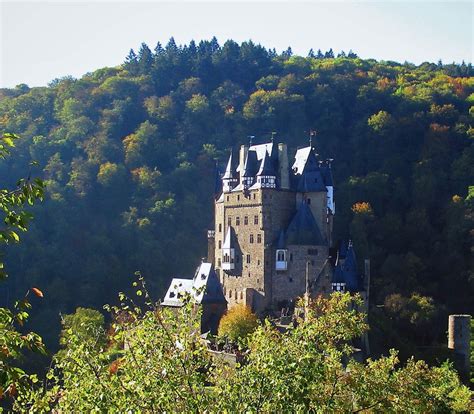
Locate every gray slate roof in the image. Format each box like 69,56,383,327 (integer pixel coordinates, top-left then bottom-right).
242,150,259,178
286,202,326,246
257,151,277,176
161,262,226,307
333,242,360,292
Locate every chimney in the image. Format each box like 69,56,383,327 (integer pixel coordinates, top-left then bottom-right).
278,143,290,189
239,144,248,184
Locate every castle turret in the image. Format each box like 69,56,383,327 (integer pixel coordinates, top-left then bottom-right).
255,151,277,189
242,150,258,190
222,151,238,193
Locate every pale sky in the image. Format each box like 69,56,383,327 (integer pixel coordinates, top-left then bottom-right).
0,1,472,88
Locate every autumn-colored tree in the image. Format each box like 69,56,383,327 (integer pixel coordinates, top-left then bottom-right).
218,304,258,343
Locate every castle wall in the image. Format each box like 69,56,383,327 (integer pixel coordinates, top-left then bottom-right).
272,245,330,305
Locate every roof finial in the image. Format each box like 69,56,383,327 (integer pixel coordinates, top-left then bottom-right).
271,131,277,143
248,135,255,146
309,129,317,148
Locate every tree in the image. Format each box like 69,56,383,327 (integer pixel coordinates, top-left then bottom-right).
218,304,258,343
58,307,106,356
0,133,45,409
14,291,472,412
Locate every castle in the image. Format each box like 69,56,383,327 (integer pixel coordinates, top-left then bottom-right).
162,138,365,325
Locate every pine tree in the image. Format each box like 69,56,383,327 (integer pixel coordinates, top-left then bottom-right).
125,48,139,75
316,49,324,59
138,43,153,74
154,41,164,56
347,49,358,58
282,46,293,59
325,48,334,58
308,48,315,58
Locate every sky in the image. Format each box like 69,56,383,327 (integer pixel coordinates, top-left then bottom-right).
0,0,472,88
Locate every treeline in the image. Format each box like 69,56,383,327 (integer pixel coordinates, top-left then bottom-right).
0,38,472,357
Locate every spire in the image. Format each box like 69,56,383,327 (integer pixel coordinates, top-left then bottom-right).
242,150,258,178
257,150,276,176
222,150,236,180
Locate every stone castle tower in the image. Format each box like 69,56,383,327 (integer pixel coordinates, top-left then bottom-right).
208,140,344,312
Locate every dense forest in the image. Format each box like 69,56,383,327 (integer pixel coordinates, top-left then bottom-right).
0,38,472,360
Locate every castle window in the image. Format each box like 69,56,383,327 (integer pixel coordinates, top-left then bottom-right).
289,277,293,283
254,215,259,225
307,198,311,205
229,290,232,298
277,250,286,261
218,258,221,266
244,216,248,225
224,253,229,263
290,253,293,261
250,234,254,243
240,291,243,300
257,260,260,265
253,193,256,199
227,196,230,201
235,291,238,300
228,217,232,226
237,195,240,201
218,240,222,249
236,216,240,226
219,223,222,232
257,234,262,243
246,254,250,264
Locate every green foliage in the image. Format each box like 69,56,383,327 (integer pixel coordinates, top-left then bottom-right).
0,133,45,410
13,292,472,412
59,307,106,351
218,304,258,343
0,40,472,362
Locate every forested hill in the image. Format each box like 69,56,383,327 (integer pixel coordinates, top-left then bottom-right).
0,38,473,355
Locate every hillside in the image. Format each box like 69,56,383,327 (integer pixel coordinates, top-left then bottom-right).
0,38,473,356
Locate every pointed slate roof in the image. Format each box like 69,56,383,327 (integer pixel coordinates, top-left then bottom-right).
192,263,226,304
222,151,236,180
296,170,327,192
319,161,334,187
276,230,286,249
286,202,325,246
257,151,277,176
161,263,226,307
242,150,259,178
333,242,360,292
223,226,235,249
292,146,320,175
